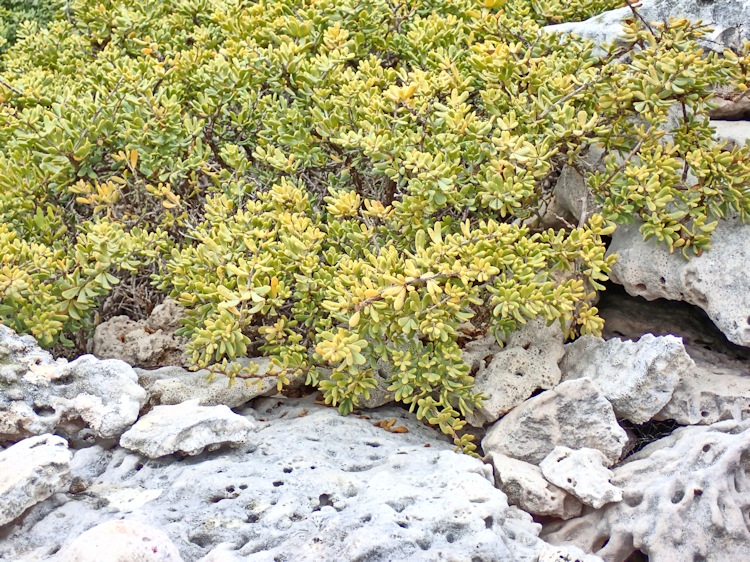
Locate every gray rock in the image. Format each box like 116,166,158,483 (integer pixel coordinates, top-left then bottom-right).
539,447,622,509
137,358,281,409
544,0,750,52
711,119,750,149
543,419,750,561
119,400,255,458
487,452,583,520
0,434,72,526
560,334,692,424
467,318,565,427
0,325,147,442
607,216,750,347
92,298,189,369
482,378,628,466
1,398,591,562
57,519,184,561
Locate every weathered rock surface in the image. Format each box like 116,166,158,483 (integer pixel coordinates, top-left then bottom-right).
0,434,72,526
92,298,189,369
57,519,184,562
539,447,622,510
136,358,280,409
1,325,147,443
482,378,628,466
560,334,692,424
712,119,750,149
467,318,565,427
0,398,599,562
487,452,584,520
119,400,255,458
544,0,750,51
607,216,750,347
599,288,750,425
543,419,750,561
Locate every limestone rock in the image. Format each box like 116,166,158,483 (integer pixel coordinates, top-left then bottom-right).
598,289,750,424
544,0,750,52
137,358,281,409
607,216,750,347
57,519,184,562
539,447,622,509
482,378,628,466
0,434,72,526
92,298,189,369
467,318,565,427
543,419,750,561
487,452,583,520
560,334,692,424
711,119,750,149
120,400,255,458
0,325,147,443
1,398,592,562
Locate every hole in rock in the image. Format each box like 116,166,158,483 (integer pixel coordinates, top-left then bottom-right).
239,484,248,490
313,493,334,512
671,489,685,504
624,492,643,507
694,489,703,496
624,550,648,562
620,418,681,458
397,521,409,528
659,276,666,284
135,463,144,471
365,442,382,448
515,371,524,378
702,444,710,453
32,405,56,417
521,342,531,350
484,516,494,529
283,467,293,473
360,514,372,523
225,486,235,493
635,283,647,291
246,513,260,523
272,481,284,487
593,536,610,551
694,555,707,562
416,539,431,551
701,411,709,418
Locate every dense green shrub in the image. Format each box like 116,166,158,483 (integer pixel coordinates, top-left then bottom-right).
1,0,749,450
0,0,65,56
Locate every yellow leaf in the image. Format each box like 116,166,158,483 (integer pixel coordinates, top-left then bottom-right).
349,311,361,328
129,149,138,170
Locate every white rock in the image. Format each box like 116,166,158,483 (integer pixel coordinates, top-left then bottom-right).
120,400,255,458
544,0,750,52
467,318,565,427
540,447,623,509
482,378,628,466
57,519,184,561
537,545,605,562
137,358,280,409
1,398,585,562
487,452,583,520
0,434,72,526
543,419,750,561
0,325,147,443
607,216,750,347
712,120,750,149
560,334,692,424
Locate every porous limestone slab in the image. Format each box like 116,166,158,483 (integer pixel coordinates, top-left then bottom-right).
119,400,255,458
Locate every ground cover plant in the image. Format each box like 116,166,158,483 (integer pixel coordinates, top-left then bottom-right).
1,0,749,451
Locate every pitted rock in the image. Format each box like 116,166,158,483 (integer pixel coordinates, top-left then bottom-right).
539,447,622,509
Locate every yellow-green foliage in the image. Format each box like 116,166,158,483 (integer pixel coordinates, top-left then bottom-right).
1,0,749,450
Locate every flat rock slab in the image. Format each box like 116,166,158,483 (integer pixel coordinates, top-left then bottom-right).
560,334,692,424
482,378,628,466
540,447,622,509
0,434,72,526
0,399,597,562
120,400,256,458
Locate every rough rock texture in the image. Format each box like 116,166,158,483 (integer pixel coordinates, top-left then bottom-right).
487,452,583,520
0,434,72,526
560,334,692,424
136,358,281,409
539,447,622,510
543,419,750,562
467,318,565,427
92,298,189,369
607,216,750,347
119,400,255,458
712,119,750,149
599,288,750,425
482,378,628,466
57,519,184,562
0,398,598,562
0,325,147,443
544,0,750,51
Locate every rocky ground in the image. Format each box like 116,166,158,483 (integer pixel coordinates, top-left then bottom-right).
2,1,750,561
